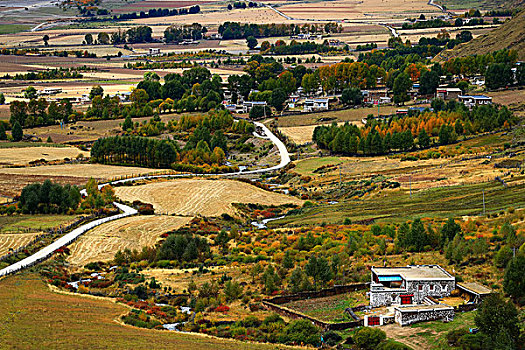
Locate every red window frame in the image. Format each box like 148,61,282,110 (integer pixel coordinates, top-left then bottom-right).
368,316,380,326
400,294,413,305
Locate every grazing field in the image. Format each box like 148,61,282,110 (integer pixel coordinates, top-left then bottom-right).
0,214,80,233
0,173,91,198
67,215,192,267
0,273,279,350
0,233,40,257
283,290,368,322
273,106,397,128
114,179,303,216
0,146,86,166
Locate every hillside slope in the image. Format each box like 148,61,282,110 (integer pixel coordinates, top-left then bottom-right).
436,10,525,61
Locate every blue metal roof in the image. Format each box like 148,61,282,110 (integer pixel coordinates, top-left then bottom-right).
378,275,402,282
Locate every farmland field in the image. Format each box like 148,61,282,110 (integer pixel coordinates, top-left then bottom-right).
0,214,80,233
0,233,40,257
67,215,192,267
0,273,281,350
114,179,303,216
0,145,87,166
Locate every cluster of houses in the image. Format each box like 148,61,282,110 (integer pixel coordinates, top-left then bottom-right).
364,265,492,327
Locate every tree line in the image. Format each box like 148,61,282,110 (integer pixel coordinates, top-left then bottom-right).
19,180,81,214
313,103,515,156
218,22,341,40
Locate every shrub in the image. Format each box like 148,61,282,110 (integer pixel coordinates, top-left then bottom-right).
353,327,386,350
279,319,320,346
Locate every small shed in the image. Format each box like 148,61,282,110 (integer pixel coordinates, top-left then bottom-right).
456,282,492,304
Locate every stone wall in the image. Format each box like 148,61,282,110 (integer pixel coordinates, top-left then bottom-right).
394,307,454,326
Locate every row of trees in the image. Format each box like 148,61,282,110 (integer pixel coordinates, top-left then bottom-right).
313,103,515,156
10,98,73,128
164,24,207,42
112,5,200,21
218,22,341,40
19,180,81,214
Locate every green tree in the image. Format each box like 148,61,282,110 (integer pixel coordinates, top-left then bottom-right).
224,280,243,301
440,217,462,246
98,32,110,44
305,255,332,289
270,88,287,112
279,319,320,346
43,34,49,46
474,293,520,349
393,72,411,105
341,87,363,106
283,250,294,269
419,70,440,95
418,128,430,149
0,123,6,140
0,92,5,105
122,115,133,131
24,86,37,100
503,254,525,302
84,33,93,45
246,36,258,50
494,246,513,268
353,327,387,350
89,85,104,100
301,73,319,95
11,121,23,141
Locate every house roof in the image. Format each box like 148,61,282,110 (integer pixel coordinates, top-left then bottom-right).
459,95,492,99
394,304,453,312
437,87,462,92
372,265,455,281
457,282,492,296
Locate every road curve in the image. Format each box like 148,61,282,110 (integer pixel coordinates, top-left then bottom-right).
0,121,288,277
0,202,138,277
81,120,291,194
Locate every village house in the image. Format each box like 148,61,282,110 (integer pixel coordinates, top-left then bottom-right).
243,100,268,113
148,48,161,56
369,265,455,307
303,98,329,112
458,95,492,108
361,89,390,105
436,87,462,100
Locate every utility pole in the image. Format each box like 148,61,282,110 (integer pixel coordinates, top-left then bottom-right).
409,175,412,198
339,164,342,188
482,190,485,216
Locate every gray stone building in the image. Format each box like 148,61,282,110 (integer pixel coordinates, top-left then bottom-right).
394,304,454,326
369,265,455,308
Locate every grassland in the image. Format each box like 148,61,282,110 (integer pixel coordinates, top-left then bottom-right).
114,179,303,217
0,214,80,233
277,174,525,225
67,215,192,267
0,273,284,350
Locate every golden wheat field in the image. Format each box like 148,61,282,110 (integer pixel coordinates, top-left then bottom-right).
114,179,303,216
0,233,40,257
0,164,165,180
67,215,192,266
0,146,87,166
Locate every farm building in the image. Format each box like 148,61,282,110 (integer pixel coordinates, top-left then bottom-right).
457,282,493,304
369,265,455,307
243,101,268,113
436,87,462,100
458,95,492,108
303,98,329,112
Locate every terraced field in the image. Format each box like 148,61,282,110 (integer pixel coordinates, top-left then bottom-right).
0,233,40,257
67,215,191,266
114,179,303,217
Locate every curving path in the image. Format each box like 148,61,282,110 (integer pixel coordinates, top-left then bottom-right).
1,121,289,277
0,203,137,277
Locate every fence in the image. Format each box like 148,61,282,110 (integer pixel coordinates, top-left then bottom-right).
0,202,137,278
261,283,368,331
0,209,118,263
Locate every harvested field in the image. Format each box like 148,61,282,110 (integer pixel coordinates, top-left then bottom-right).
113,0,217,13
114,179,303,216
0,163,165,180
0,233,40,257
0,214,80,233
0,146,86,166
280,121,363,144
0,173,90,198
0,273,277,350
67,215,192,266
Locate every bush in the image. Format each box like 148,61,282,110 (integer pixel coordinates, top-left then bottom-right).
447,328,469,346
353,327,386,350
323,331,342,346
279,319,320,346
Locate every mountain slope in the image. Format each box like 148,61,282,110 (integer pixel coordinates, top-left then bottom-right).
436,10,525,61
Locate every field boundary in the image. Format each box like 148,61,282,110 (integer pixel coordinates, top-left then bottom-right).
262,283,368,331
